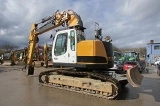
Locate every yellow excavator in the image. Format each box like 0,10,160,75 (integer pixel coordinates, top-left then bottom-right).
20,44,50,67
0,51,18,66
26,9,143,99
43,43,52,67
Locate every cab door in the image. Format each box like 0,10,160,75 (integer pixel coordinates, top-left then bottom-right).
68,30,77,63
52,30,69,63
52,29,77,64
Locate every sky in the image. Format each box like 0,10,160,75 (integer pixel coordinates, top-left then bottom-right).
0,0,160,49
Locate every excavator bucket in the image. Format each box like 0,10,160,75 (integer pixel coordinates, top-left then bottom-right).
126,66,144,87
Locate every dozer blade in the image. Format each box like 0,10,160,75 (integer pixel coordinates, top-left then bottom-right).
126,66,143,87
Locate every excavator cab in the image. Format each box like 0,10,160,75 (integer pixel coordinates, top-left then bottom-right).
52,29,82,65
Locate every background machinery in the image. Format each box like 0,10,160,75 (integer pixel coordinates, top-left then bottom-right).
43,43,52,67
0,51,18,65
26,9,143,99
119,51,139,63
17,44,51,67
119,51,146,72
113,51,121,61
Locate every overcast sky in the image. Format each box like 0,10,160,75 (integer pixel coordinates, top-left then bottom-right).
0,0,160,49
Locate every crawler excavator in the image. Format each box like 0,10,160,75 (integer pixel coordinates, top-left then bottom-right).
0,51,17,66
26,9,143,99
43,43,52,67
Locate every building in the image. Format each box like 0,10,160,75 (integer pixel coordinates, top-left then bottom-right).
146,40,160,65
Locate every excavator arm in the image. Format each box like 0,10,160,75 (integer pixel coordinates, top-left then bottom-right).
26,10,84,75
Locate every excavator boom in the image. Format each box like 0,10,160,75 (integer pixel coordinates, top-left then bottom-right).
26,10,84,74
37,10,83,35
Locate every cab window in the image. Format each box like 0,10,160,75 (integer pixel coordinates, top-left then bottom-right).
54,33,68,56
70,31,75,51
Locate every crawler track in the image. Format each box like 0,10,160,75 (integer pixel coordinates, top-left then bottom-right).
39,69,121,100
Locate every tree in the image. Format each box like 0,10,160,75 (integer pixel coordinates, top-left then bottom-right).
0,44,18,52
113,45,121,52
119,47,146,56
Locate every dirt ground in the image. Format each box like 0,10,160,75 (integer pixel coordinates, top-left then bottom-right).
0,65,160,106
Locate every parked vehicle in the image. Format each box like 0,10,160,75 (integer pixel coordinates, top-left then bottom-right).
111,61,123,70
110,61,124,74
119,51,140,63
154,60,160,65
123,61,141,73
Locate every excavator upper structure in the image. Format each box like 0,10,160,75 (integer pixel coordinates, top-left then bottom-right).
26,9,143,99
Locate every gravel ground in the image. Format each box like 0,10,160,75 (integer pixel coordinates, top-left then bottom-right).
0,65,160,106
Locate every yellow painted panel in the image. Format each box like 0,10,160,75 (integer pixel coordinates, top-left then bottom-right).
77,40,107,59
